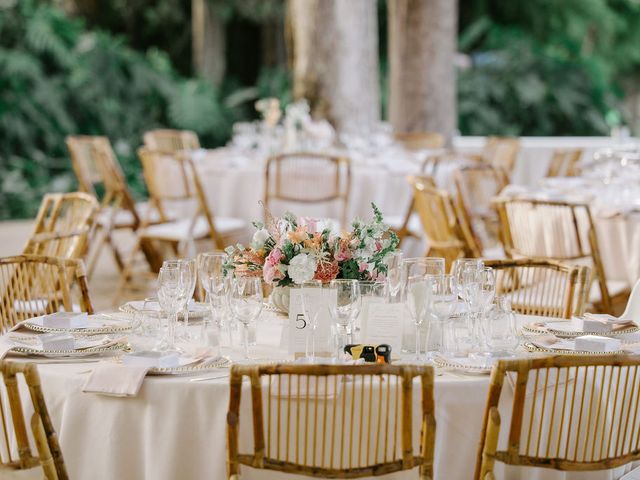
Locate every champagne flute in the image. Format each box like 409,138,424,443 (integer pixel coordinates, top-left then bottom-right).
228,277,263,360
405,275,431,361
301,280,323,362
383,251,403,302
426,274,458,357
156,265,186,352
197,252,227,355
164,259,196,339
328,279,361,358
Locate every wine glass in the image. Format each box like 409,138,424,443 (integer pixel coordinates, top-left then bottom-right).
405,275,431,361
426,274,458,357
156,265,186,352
197,252,227,355
452,258,484,344
301,280,324,362
164,259,197,338
466,267,496,354
328,279,361,358
383,251,403,302
228,277,263,360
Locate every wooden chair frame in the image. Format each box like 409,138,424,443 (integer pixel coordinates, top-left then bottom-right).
66,135,146,275
453,164,509,252
483,258,590,318
476,355,640,480
227,363,435,479
409,175,481,271
545,149,583,178
483,137,520,175
264,152,351,229
0,361,68,479
394,132,445,150
23,192,98,262
494,198,624,314
0,255,93,333
143,129,200,153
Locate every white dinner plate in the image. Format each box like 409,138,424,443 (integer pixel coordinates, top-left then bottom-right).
21,313,132,335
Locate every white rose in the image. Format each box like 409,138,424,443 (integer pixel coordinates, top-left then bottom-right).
252,228,270,248
288,253,317,284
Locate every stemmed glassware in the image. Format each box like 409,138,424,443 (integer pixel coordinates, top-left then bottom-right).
300,280,324,362
156,264,187,352
197,252,228,356
328,279,361,358
405,275,432,361
163,259,196,339
452,258,484,347
464,267,496,355
426,274,458,356
383,251,403,302
228,277,263,360
485,296,519,355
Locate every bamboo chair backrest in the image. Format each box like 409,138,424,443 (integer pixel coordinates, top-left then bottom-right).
264,152,351,227
483,137,520,174
477,355,640,480
66,135,141,227
0,361,68,479
0,255,93,333
546,149,583,177
24,193,98,260
483,258,590,318
227,363,435,479
494,198,611,310
394,132,445,150
410,175,481,270
138,148,224,247
143,129,200,153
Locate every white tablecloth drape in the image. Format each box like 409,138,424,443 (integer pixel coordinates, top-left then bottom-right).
14,314,638,480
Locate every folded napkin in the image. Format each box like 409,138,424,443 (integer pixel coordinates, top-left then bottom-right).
530,335,575,351
83,362,149,397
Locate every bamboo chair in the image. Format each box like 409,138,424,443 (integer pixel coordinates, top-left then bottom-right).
394,132,445,150
494,198,628,314
23,192,98,261
118,148,245,295
482,137,520,175
264,152,351,229
483,258,590,318
66,135,160,276
453,164,509,252
0,361,68,479
409,175,481,271
227,363,435,479
388,156,443,245
545,149,583,177
0,255,93,333
476,355,640,480
143,129,200,152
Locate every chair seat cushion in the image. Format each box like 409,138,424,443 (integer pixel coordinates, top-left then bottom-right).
589,279,630,304
141,216,246,242
97,202,161,228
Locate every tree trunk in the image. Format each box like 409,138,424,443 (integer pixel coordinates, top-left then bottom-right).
388,0,457,140
288,0,380,132
192,0,226,86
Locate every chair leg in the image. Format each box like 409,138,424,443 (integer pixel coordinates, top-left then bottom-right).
114,237,142,304
86,226,108,279
478,407,500,480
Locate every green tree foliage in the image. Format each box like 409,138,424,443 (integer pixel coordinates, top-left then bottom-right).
0,0,240,220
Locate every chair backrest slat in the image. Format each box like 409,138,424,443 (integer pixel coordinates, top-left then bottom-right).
143,129,200,153
228,363,435,479
483,137,520,174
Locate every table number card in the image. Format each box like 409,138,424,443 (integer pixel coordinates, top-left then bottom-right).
287,288,336,356
361,303,404,354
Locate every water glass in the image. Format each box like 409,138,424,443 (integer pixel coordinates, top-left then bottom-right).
328,279,361,358
228,277,263,360
485,296,519,355
426,274,458,356
405,275,432,361
401,257,445,301
197,252,228,354
301,280,324,362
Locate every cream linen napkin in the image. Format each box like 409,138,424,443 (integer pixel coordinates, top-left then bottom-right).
83,362,149,397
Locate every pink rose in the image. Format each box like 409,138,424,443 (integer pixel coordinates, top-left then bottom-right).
334,239,352,262
358,261,368,273
375,241,382,252
263,262,284,284
266,248,284,267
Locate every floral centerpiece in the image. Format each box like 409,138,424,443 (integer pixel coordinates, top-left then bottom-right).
224,204,399,311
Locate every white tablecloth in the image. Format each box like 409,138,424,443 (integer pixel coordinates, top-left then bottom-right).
15,314,639,480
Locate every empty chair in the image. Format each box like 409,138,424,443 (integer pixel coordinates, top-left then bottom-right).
494,197,629,314
0,361,68,479
143,129,200,152
484,258,590,318
476,355,640,480
410,175,481,270
66,135,159,275
0,255,93,333
227,363,435,479
454,164,509,252
23,192,98,261
545,148,583,177
394,131,445,150
118,148,246,294
264,152,350,229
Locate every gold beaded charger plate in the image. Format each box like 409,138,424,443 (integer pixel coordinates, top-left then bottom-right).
523,341,624,356
433,356,493,375
110,355,231,376
8,342,128,358
522,320,638,338
21,313,132,336
120,301,209,320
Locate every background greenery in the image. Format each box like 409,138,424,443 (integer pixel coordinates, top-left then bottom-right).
1,0,639,219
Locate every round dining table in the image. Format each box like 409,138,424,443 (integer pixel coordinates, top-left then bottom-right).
13,312,639,480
